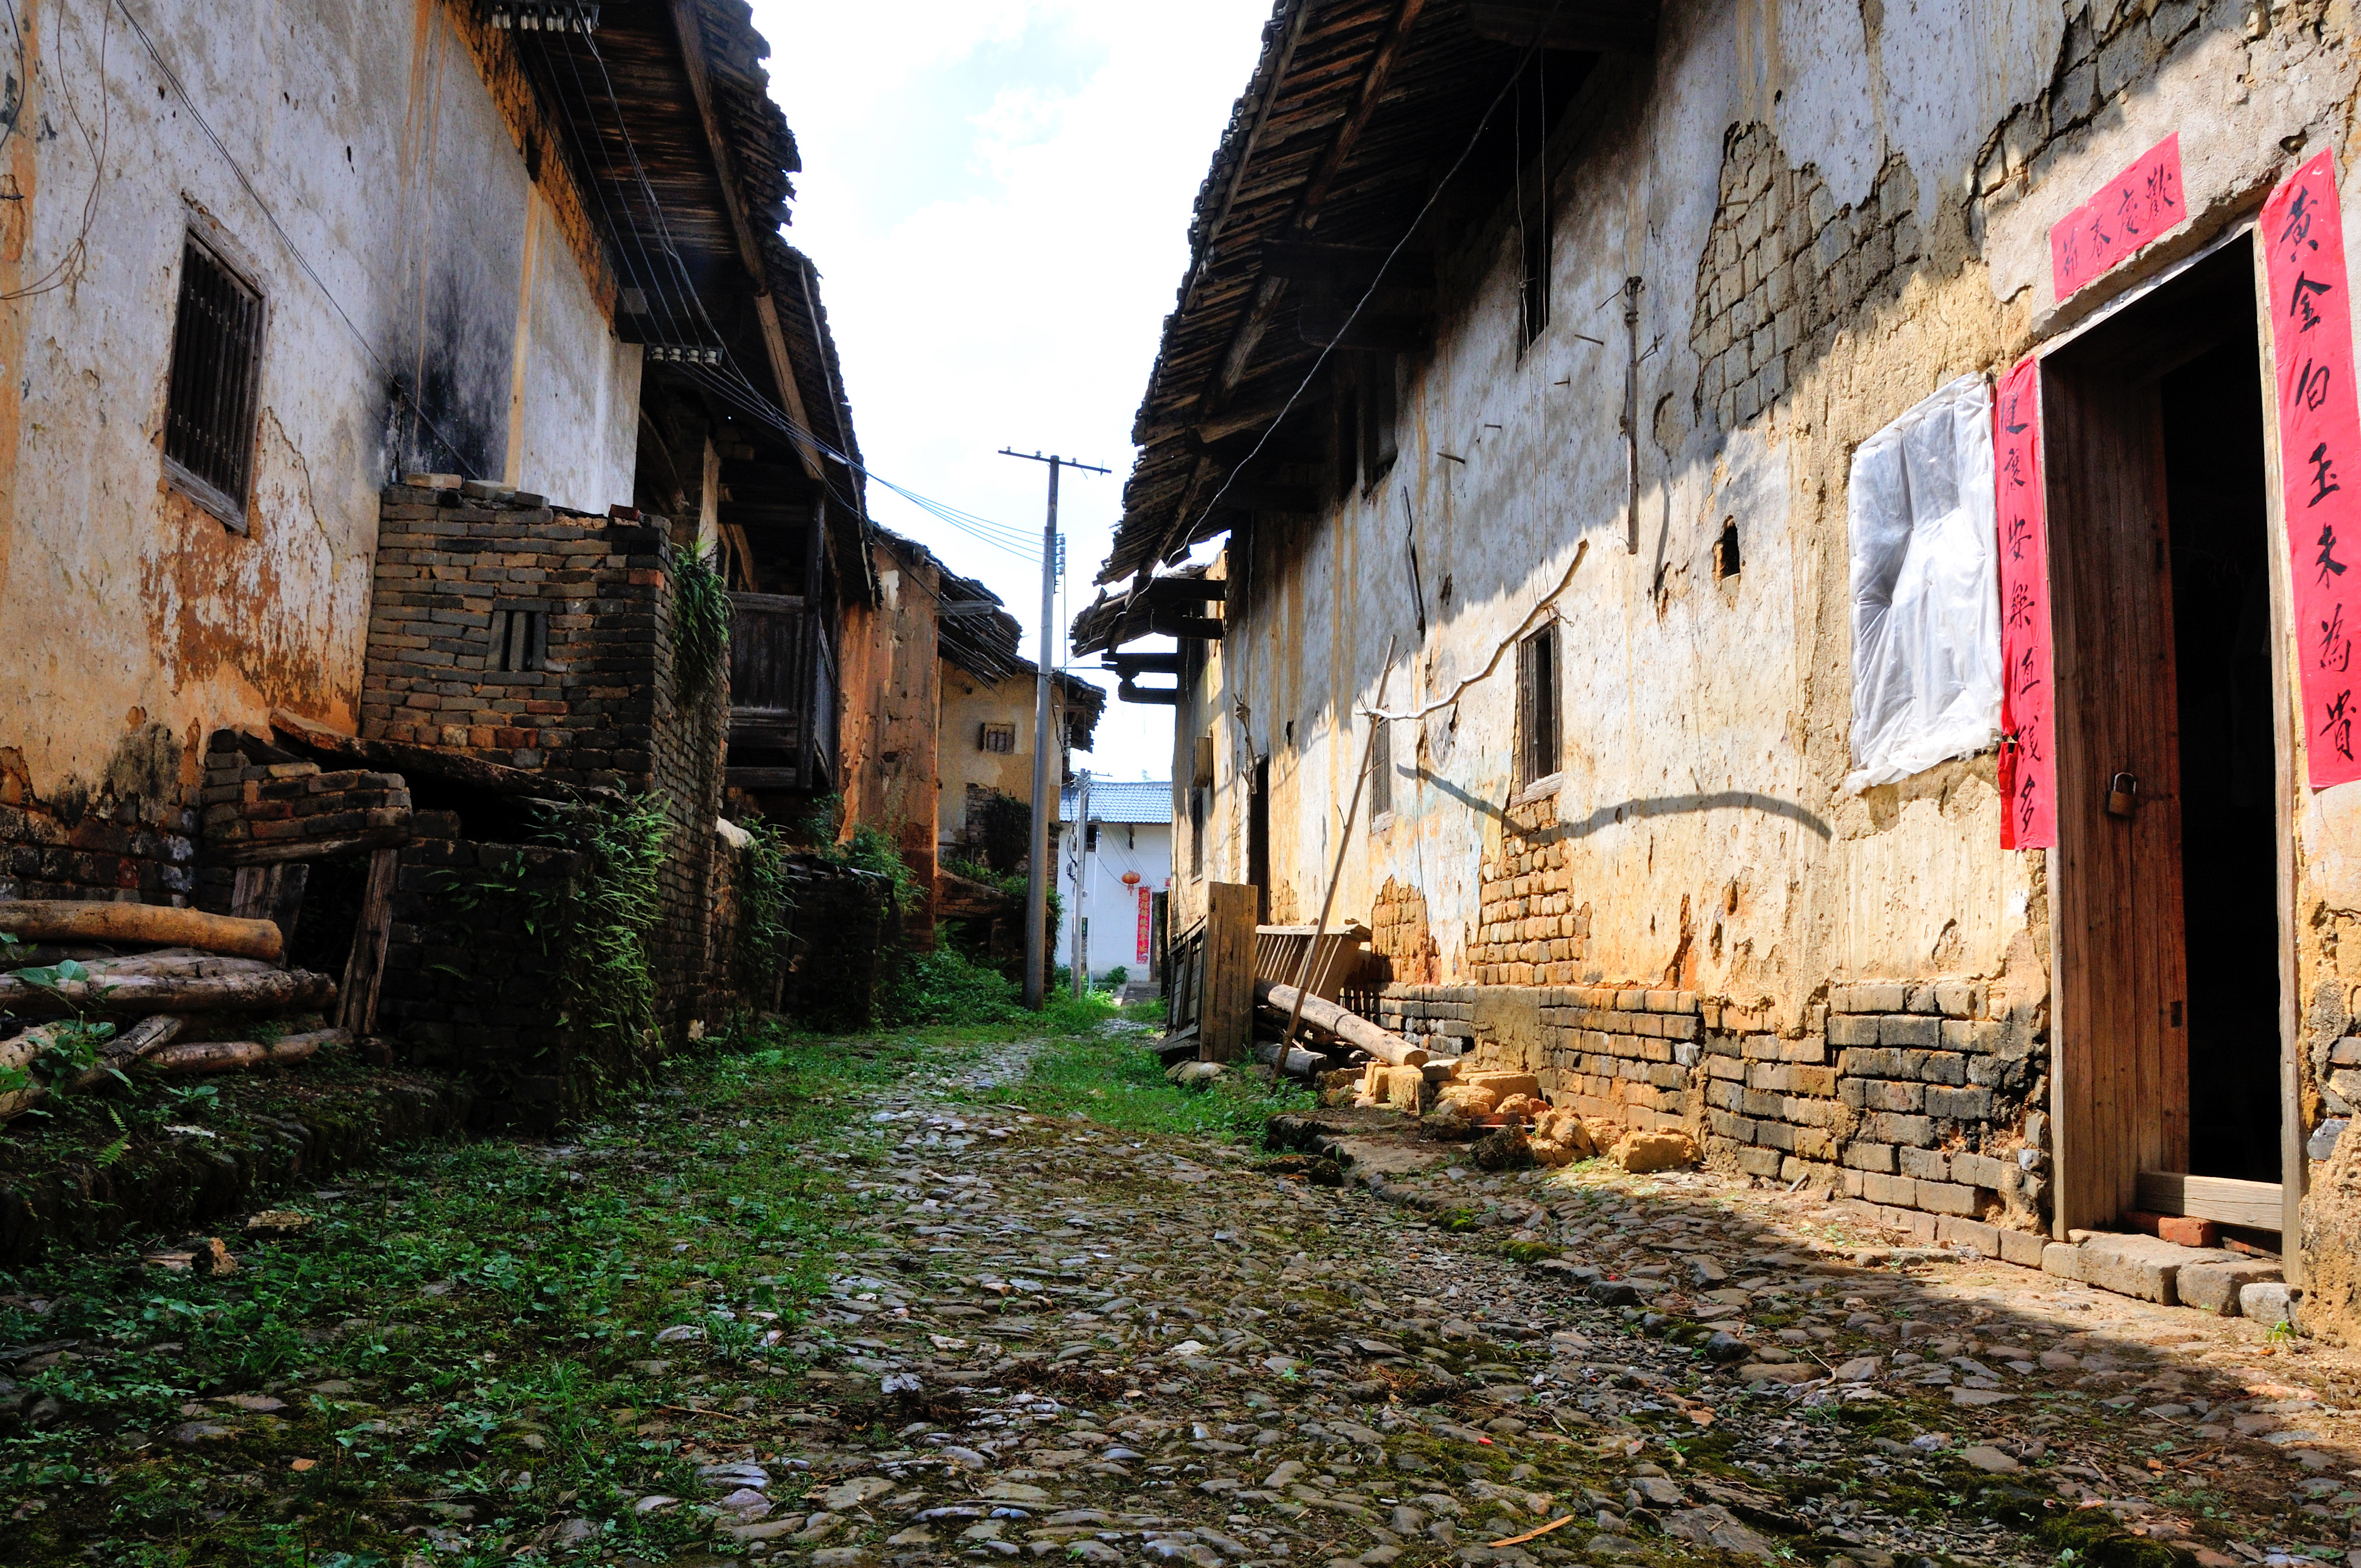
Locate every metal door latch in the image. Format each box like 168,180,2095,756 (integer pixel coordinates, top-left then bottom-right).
2106,772,2141,819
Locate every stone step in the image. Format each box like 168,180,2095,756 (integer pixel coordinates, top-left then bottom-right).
2041,1229,2282,1313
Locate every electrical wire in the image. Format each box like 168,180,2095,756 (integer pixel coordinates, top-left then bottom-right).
0,0,106,304
1130,0,1570,594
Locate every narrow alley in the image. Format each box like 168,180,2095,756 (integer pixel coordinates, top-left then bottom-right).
6,1017,2356,1568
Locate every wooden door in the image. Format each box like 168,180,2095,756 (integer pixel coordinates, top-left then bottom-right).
2044,352,2191,1233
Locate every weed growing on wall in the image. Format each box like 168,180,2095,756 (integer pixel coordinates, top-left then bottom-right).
434,795,671,1071
730,816,796,1005
670,545,730,701
552,795,670,1063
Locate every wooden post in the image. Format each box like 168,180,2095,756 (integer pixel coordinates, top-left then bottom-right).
1201,883,1258,1062
339,848,400,1038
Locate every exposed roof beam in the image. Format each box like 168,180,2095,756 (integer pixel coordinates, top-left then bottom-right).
1259,240,1429,286
666,0,823,484
1466,0,1657,53
1140,0,1435,592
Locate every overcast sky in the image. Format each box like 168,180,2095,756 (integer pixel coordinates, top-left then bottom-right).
749,1,1274,783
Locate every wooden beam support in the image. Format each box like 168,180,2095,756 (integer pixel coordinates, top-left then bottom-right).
1117,677,1182,707
2135,1170,2284,1232
667,0,825,483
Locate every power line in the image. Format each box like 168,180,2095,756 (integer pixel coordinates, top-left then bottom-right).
1133,0,1572,593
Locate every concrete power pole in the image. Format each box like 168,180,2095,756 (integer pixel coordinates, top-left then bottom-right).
998,448,1109,1010
1070,769,1092,998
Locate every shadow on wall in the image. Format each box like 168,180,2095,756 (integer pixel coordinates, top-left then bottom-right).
1413,766,1834,844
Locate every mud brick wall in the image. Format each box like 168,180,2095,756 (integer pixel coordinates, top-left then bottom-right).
1466,795,1592,986
0,797,195,906
375,809,588,1131
1370,877,1439,985
1378,971,2054,1252
0,747,195,904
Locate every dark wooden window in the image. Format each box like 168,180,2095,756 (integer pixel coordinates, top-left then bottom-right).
1189,785,1206,878
981,722,1016,753
1368,716,1392,817
164,236,265,527
1520,209,1550,347
1360,356,1399,487
490,606,547,672
1517,622,1561,784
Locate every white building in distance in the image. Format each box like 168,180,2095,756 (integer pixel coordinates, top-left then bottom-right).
1057,778,1173,984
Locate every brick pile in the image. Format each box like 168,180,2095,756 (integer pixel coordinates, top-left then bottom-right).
194,731,411,868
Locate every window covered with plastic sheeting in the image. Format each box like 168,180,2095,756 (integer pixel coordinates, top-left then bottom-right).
1844,374,2003,791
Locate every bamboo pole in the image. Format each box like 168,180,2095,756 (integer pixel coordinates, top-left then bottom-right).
1283,636,1398,1052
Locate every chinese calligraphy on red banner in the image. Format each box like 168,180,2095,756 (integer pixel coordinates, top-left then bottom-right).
1995,357,2057,849
1136,887,1152,964
2050,134,2185,302
2265,153,2361,790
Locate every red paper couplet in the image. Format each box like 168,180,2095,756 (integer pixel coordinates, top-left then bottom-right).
1136,887,1152,963
1995,356,2057,849
2050,133,2185,303
2265,153,2361,790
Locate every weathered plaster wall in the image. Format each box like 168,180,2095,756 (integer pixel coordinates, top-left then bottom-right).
1193,0,2352,1013
837,543,943,934
1165,0,2361,1251
0,0,639,869
939,668,1060,854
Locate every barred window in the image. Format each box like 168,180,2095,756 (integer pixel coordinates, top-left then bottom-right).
980,722,1016,753
490,606,547,672
163,236,265,529
1517,622,1562,785
1368,716,1392,817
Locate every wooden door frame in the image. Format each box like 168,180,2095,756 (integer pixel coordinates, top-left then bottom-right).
2032,219,2302,1251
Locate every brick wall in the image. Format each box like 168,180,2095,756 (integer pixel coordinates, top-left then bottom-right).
1370,876,1440,986
1466,795,1594,985
0,745,195,906
375,809,588,1130
1376,970,2054,1248
360,482,727,1047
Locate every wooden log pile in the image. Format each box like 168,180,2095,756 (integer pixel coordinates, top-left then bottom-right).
0,900,346,1121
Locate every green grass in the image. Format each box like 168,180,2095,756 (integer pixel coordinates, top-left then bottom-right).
0,985,1219,1566
0,1022,973,1566
963,1006,1316,1143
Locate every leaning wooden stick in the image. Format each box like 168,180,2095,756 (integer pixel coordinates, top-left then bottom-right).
1283,634,1398,1053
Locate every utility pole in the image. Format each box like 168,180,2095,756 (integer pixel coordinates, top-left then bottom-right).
998,448,1110,1009
1071,769,1093,998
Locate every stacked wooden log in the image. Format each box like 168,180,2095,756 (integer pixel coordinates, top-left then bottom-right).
0,901,346,1121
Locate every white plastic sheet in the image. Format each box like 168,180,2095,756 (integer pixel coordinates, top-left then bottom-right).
1844,374,2002,792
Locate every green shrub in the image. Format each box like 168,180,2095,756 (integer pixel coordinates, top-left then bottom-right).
671,546,730,700
730,816,795,1003
884,947,1026,1028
